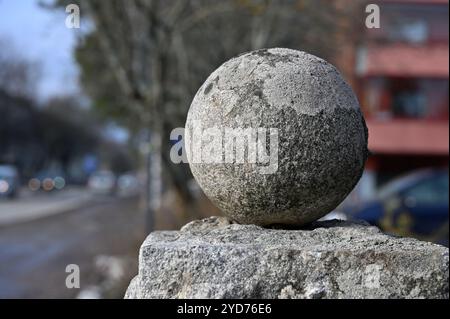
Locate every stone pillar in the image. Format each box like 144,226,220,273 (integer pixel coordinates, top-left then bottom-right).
125,48,449,299
125,217,449,299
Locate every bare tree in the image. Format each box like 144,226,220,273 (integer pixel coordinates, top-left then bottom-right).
0,37,40,99
53,0,359,231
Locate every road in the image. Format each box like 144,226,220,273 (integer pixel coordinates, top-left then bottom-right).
0,190,146,298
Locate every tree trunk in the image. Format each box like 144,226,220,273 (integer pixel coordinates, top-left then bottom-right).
146,126,163,233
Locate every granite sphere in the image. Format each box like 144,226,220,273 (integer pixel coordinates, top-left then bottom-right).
185,48,368,226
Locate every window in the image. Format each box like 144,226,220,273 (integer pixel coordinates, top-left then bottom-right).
389,19,428,44
392,90,426,118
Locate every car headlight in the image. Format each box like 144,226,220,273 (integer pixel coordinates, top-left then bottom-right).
54,176,65,190
43,178,54,191
29,178,41,191
0,180,10,193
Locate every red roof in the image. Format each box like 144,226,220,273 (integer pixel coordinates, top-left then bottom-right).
358,44,449,78
367,120,449,155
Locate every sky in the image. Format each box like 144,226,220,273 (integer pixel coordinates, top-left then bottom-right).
0,0,80,101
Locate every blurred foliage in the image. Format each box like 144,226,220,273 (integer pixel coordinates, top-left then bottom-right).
58,0,359,132
0,36,135,179
0,91,97,179
0,38,40,99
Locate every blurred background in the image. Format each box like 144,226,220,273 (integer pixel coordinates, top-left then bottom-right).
0,0,448,298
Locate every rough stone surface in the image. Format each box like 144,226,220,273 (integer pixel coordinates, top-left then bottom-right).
125,217,449,299
185,48,369,226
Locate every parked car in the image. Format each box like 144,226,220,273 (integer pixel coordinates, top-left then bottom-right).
0,164,20,199
348,169,449,246
88,170,116,195
117,173,140,197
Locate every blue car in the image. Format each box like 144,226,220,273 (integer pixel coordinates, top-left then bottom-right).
349,169,449,246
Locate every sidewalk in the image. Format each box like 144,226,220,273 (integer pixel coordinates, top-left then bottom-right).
0,187,95,227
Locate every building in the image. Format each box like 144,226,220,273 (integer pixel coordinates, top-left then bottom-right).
354,0,449,194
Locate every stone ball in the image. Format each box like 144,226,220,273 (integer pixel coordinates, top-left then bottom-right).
185,48,368,226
